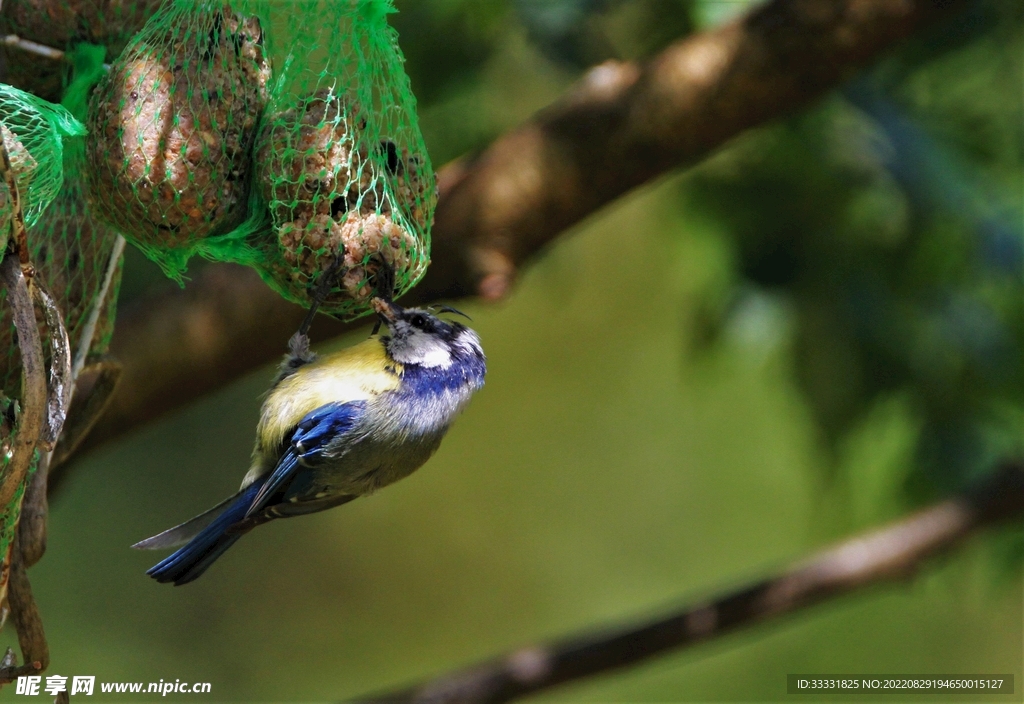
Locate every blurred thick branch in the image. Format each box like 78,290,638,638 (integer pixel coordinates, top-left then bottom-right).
60,0,968,469
365,462,1024,704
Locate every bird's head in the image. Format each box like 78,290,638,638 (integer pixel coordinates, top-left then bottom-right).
372,298,483,369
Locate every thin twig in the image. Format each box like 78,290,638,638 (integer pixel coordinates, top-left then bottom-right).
40,237,126,496
0,661,43,683
45,234,126,494
0,35,64,62
71,235,125,383
58,0,971,468
365,462,1024,704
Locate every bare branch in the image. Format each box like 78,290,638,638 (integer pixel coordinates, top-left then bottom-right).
0,661,43,684
0,35,64,62
7,542,47,673
365,462,1024,704
426,0,970,301
0,253,45,507
0,541,48,684
0,116,53,675
71,236,125,382
60,0,969,466
45,237,129,491
34,284,71,452
0,139,56,677
17,451,49,567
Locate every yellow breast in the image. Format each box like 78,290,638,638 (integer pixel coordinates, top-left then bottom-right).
256,337,402,456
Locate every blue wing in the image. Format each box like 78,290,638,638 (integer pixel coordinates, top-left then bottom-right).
141,401,366,586
144,481,262,585
245,401,365,517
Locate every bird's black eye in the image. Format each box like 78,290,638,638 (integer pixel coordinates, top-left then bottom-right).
409,313,427,329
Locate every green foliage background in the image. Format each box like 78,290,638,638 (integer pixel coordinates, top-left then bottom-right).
2,0,1021,701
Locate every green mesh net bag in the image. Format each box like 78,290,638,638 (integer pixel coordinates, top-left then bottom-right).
0,84,85,251
242,0,435,317
84,0,271,273
0,0,164,102
0,45,125,403
0,69,96,581
85,0,435,319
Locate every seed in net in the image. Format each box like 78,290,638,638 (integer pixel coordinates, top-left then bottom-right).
256,89,365,224
255,90,428,313
353,139,435,239
86,7,270,251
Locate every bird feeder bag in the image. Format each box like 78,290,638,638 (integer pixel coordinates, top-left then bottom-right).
86,0,435,319
85,0,271,273
0,84,85,252
243,0,436,318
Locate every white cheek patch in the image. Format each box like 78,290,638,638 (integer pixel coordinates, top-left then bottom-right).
391,328,453,368
453,328,484,358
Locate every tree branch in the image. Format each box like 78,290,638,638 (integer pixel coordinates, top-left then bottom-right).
1,539,49,682
60,0,969,468
363,461,1024,704
0,131,65,684
0,253,45,507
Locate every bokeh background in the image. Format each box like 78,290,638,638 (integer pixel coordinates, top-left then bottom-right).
3,0,1022,701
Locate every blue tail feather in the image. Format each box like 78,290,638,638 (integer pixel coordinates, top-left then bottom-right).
147,480,264,586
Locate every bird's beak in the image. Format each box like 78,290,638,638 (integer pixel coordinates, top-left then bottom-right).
371,297,398,323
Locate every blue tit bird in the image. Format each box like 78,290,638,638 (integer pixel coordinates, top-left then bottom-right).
133,294,486,586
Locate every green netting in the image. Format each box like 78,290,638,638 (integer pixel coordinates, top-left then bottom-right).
85,0,435,319
0,45,124,402
85,0,271,270
0,0,164,102
241,0,435,317
0,46,120,573
0,84,85,251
